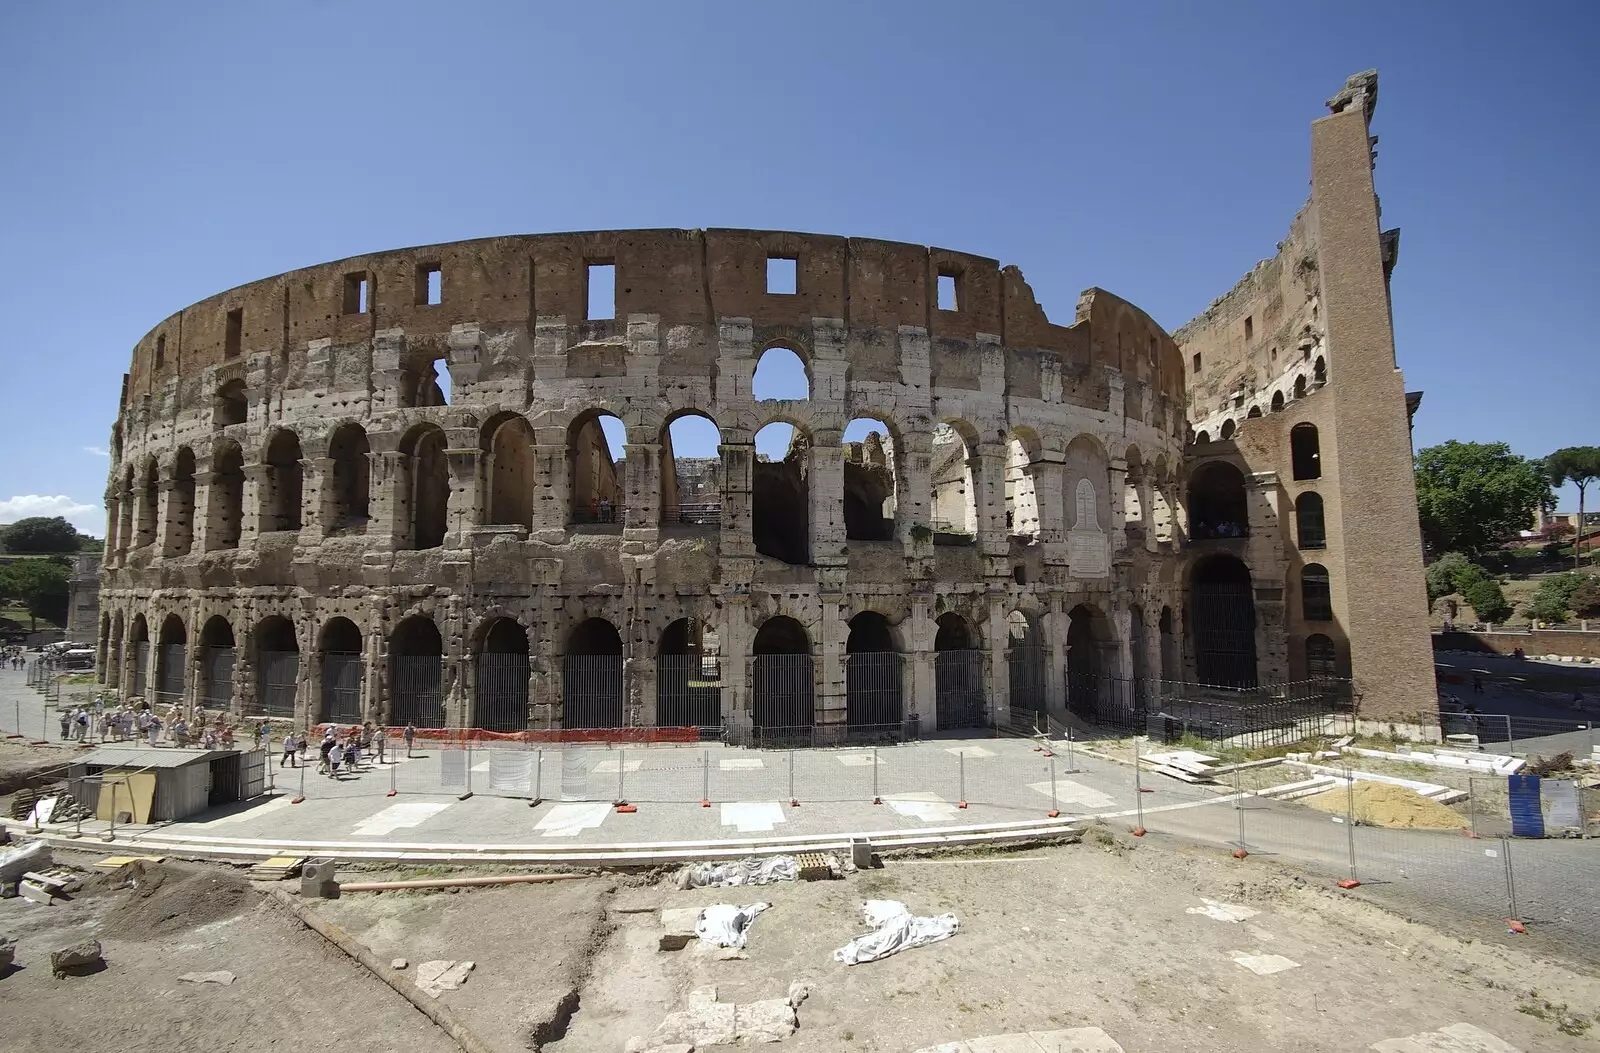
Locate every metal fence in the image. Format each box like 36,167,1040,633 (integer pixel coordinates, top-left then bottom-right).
658,653,722,728
255,650,299,718
388,654,441,728
1439,707,1597,758
474,651,530,732
325,652,367,725
935,649,985,729
751,653,815,738
846,652,901,729
201,646,234,710
563,654,623,729
662,501,721,526
1007,645,1047,718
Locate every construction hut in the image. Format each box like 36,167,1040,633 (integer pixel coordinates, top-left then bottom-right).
68,746,263,823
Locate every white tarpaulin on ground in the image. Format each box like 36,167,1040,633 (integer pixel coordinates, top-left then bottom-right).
679,855,798,888
833,900,959,965
694,902,770,948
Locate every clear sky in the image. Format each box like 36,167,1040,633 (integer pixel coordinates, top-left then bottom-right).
2,1,1595,536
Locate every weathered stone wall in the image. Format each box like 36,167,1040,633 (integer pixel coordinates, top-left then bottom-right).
98,228,1189,735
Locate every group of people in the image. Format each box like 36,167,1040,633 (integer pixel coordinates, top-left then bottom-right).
3,646,25,670
58,698,248,749
278,721,418,777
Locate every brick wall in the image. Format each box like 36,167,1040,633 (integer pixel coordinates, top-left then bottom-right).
1434,629,1600,661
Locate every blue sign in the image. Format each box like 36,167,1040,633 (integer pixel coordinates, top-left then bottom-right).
1507,774,1544,838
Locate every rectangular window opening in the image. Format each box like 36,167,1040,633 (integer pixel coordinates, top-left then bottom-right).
342,273,370,315
415,263,442,306
224,308,243,359
1244,315,1254,341
586,262,615,320
766,256,797,295
937,272,960,312
1191,352,1202,373
155,335,166,368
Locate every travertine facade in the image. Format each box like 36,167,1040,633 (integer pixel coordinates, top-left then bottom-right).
1173,70,1435,720
96,226,1190,734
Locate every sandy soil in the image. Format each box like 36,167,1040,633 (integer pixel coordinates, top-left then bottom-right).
1302,780,1466,829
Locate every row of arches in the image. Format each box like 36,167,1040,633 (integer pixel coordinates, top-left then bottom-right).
1191,358,1327,444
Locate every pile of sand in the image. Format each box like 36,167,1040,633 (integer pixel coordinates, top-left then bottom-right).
96,861,255,941
1302,780,1465,830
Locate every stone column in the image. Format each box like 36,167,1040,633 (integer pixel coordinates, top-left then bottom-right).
304,456,337,543
365,618,386,726
1033,456,1066,543
531,438,569,539
443,435,481,541
367,448,408,551
116,484,135,560
908,596,935,733
241,464,268,544
1138,477,1158,552
720,441,755,558
1112,602,1135,682
231,623,254,721
530,608,560,730
153,470,178,556
1108,458,1129,552
899,431,932,556
808,441,846,566
815,595,846,743
719,596,752,735
1044,594,1067,716
623,441,663,534
104,491,120,564
974,443,1009,554
191,468,216,553
985,597,1010,727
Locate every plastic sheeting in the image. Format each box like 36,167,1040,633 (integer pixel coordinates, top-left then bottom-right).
833,900,959,965
694,902,770,949
679,855,799,889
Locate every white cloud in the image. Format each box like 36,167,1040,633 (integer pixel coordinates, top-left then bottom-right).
0,495,103,537
83,445,109,457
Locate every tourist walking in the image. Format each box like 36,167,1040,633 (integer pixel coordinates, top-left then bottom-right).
318,733,335,775
373,726,387,765
328,740,344,778
280,730,296,768
404,722,416,758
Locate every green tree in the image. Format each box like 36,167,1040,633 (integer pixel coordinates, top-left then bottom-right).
1527,574,1584,624
0,515,84,554
1425,552,1472,602
1461,577,1511,624
1414,441,1551,558
1545,446,1600,569
0,559,70,630
1571,578,1600,618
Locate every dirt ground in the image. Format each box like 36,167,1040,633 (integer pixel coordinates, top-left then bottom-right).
3,833,1597,1053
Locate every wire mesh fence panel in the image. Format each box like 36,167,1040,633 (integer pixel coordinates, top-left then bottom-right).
935,650,986,730
391,654,446,729
255,650,299,718
563,655,623,730
657,654,722,728
1007,645,1047,721
156,644,186,702
474,652,529,732
846,652,901,733
710,747,792,806
625,747,717,805
751,654,815,739
323,652,366,725
132,643,150,698
1440,708,1596,758
486,748,536,796
201,647,234,710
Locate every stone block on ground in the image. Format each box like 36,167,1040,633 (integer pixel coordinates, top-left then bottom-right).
19,881,58,906
390,957,407,970
733,997,798,1042
0,934,15,972
414,959,474,998
659,907,702,951
50,940,103,977
648,1001,738,1047
0,842,51,886
178,971,236,986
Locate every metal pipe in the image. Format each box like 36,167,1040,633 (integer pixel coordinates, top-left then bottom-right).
336,873,589,892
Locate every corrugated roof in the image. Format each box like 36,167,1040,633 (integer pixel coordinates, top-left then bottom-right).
75,746,234,770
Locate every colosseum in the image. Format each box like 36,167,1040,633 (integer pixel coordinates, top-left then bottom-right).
93,71,1434,737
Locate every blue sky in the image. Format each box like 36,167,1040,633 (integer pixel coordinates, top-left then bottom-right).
1,1,1595,536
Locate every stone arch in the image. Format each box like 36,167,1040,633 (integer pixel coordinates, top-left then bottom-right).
657,617,721,728
753,419,811,564
136,456,160,549
1006,609,1046,719
388,614,443,729
1158,605,1177,683
1306,633,1340,679
930,420,978,540
482,412,535,529
564,617,623,729
1219,419,1236,441
751,615,814,736
1271,390,1285,412
845,611,901,733
1291,423,1321,481
473,617,528,732
1302,563,1333,622
752,343,810,401
254,615,299,718
168,447,197,556
1189,554,1258,687
263,429,304,532
215,378,248,427
126,612,151,700
843,417,898,542
399,422,450,549
198,614,236,711
320,616,367,726
212,439,245,549
1066,604,1113,720
1296,491,1326,549
154,612,188,707
1187,461,1249,539
1195,430,1210,444
1313,356,1327,386
933,611,984,730
568,409,624,525
1246,406,1262,419
1294,374,1308,399
661,410,722,526
327,421,372,527
1005,428,1044,539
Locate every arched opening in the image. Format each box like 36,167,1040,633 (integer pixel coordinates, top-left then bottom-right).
934,612,984,730
657,617,721,728
264,430,304,532
1189,555,1258,687
564,618,623,729
320,618,366,725
328,423,372,528
399,423,450,549
199,616,235,711
1158,606,1177,685
1219,419,1237,441
569,410,624,525
1295,491,1326,549
97,613,112,684
136,459,159,548
1246,406,1262,419
1005,433,1041,539
1006,610,1045,720
483,414,535,529
1293,375,1307,399
931,423,977,543
1291,424,1321,480
400,358,450,408
1187,461,1249,539
1066,605,1110,720
1306,634,1339,679
661,412,722,526
1313,356,1327,386
752,345,809,401
127,614,150,699
1271,391,1285,413
845,611,900,735
1130,605,1150,717
154,613,187,709
215,379,248,427
1302,564,1333,622
751,616,814,739
388,615,443,728
753,421,810,564
212,441,245,549
107,613,125,689
254,615,299,718
1194,430,1210,445
473,618,528,732
843,418,896,542
169,448,196,556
